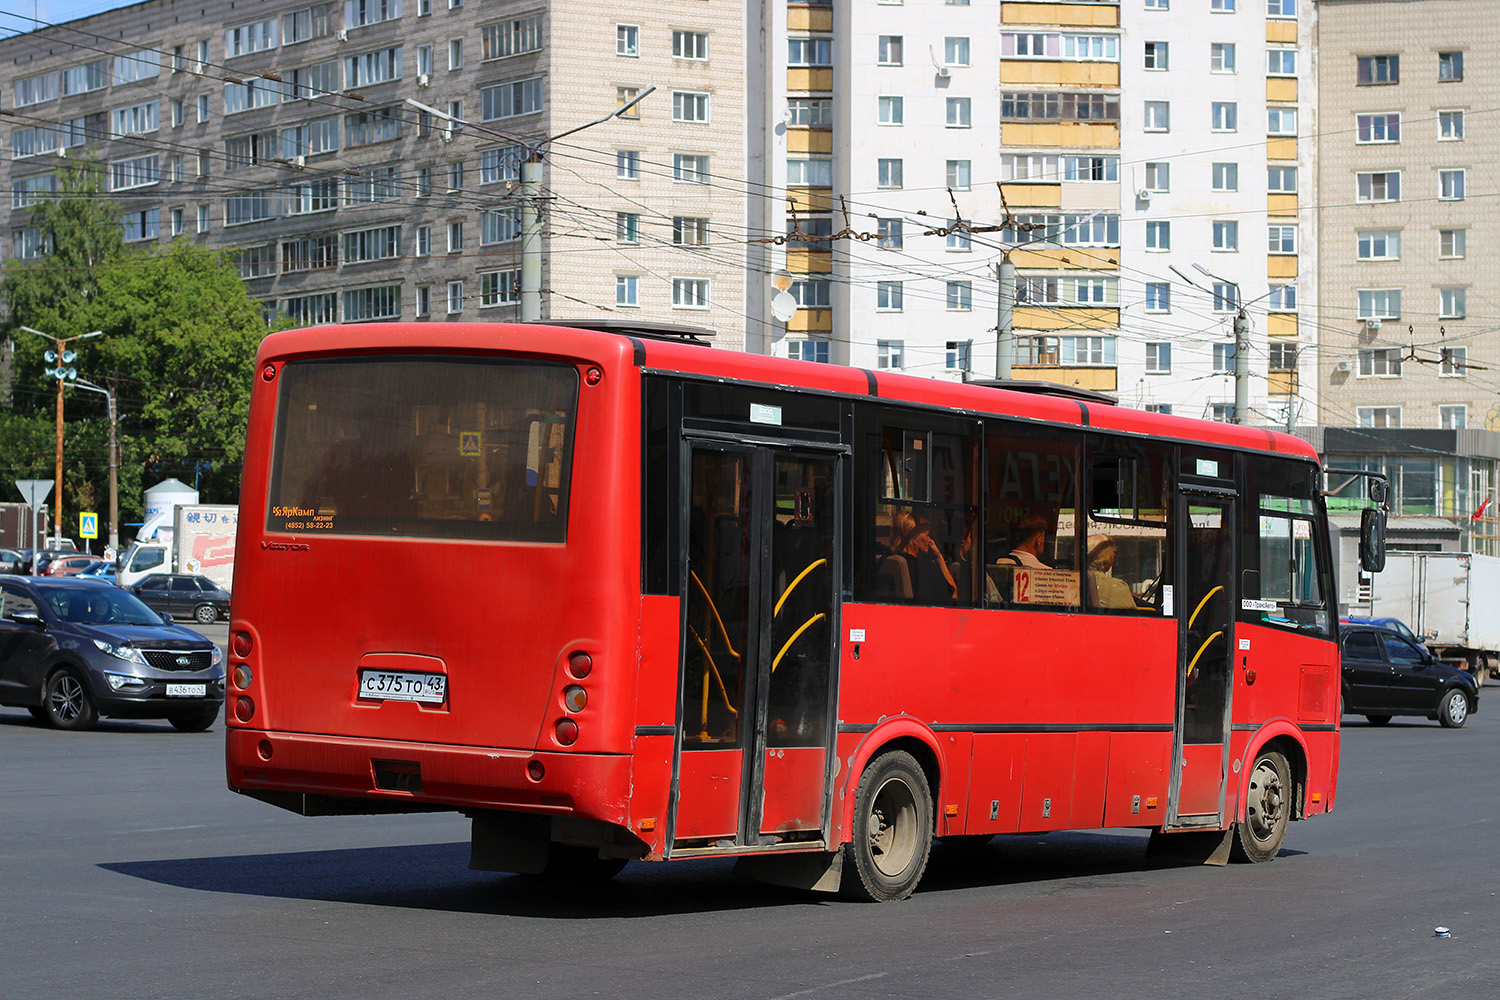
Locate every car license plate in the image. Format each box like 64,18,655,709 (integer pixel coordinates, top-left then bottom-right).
166,683,206,698
358,669,447,704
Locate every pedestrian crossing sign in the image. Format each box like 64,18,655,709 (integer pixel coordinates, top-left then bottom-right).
79,512,98,539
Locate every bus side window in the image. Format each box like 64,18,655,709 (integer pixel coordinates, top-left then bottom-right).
985,420,1083,610
1240,456,1331,637
1083,438,1171,615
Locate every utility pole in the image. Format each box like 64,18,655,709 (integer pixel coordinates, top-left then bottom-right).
74,378,118,552
20,326,102,544
1233,307,1250,426
995,255,1015,379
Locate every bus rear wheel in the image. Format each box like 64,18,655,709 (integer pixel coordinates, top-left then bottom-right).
841,750,932,902
1230,749,1290,864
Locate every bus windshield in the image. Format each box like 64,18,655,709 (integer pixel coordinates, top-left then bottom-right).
266,356,578,542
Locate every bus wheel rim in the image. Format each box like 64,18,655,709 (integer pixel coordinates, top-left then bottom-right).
868,775,918,878
1246,757,1284,844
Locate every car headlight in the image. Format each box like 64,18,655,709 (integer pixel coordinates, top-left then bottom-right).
104,671,149,691
93,638,148,664
211,645,224,667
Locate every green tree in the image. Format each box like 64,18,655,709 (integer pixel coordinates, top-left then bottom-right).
3,160,271,540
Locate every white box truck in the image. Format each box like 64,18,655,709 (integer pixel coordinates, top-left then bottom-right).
1363,551,1500,682
116,504,238,591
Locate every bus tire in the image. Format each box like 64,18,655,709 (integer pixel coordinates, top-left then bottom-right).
1230,749,1290,864
1438,688,1469,729
841,750,932,902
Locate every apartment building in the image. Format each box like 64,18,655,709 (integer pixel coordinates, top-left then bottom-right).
2,0,754,347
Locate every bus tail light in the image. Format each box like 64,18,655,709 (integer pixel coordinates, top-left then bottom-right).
234,696,256,723
527,760,545,782
563,685,588,713
554,719,579,745
232,631,254,658
568,651,592,678
233,664,253,690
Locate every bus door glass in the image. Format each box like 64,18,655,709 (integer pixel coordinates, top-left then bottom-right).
1171,482,1236,825
675,441,840,850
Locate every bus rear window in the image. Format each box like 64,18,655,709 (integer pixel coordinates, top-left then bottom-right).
267,357,578,541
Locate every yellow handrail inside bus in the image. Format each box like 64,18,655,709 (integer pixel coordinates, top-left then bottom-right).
1188,585,1223,629
771,613,827,673
773,558,828,618
687,626,738,734
1186,630,1223,681
690,571,742,660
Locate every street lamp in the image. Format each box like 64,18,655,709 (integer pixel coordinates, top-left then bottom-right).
73,378,118,553
20,326,103,544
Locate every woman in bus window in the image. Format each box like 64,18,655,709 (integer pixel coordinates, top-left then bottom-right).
1086,533,1136,610
889,509,958,604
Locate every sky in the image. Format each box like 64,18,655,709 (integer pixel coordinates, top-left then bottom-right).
2,0,136,36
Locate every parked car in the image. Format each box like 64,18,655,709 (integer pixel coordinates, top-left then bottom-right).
43,554,104,577
127,574,232,624
0,549,26,574
74,561,117,582
1340,622,1479,728
1342,616,1427,649
0,577,224,731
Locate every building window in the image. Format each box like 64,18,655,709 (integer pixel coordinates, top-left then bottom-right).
1268,0,1296,14
1439,51,1463,81
1144,42,1168,71
1144,101,1170,132
1146,0,1168,7
789,340,831,364
1440,346,1468,377
1145,342,1171,374
673,154,710,183
1269,284,1297,311
790,280,830,308
1439,169,1465,200
788,37,833,67
946,281,972,311
1268,343,1297,372
1064,336,1115,365
945,37,970,66
1213,343,1237,374
877,341,905,369
878,35,903,65
673,216,710,246
616,275,639,306
946,98,972,128
447,281,464,315
415,226,431,256
787,98,833,126
616,212,640,244
1146,403,1173,415
1212,282,1238,312
1144,162,1170,192
1209,404,1236,423
617,150,640,180
1210,0,1235,10
1358,290,1402,320
447,221,463,252
878,96,903,125
616,24,639,57
1267,108,1297,135
1439,288,1467,319
479,270,521,307
482,78,545,120
1268,166,1297,193
481,15,544,59
1356,230,1402,260
946,340,972,372
1212,220,1238,251
877,281,903,312
1268,225,1296,254
947,160,971,190
1145,220,1170,252
1212,162,1238,191
877,158,903,188
1211,102,1237,132
787,158,832,186
448,161,464,191
1145,283,1170,312
1357,406,1401,428
1267,48,1297,75
1440,405,1467,428
449,38,464,70
1439,110,1464,140
877,219,903,249
672,277,710,309
1211,43,1236,73
1357,172,1400,202
1356,113,1400,143
673,31,709,60
1440,229,1466,259
170,207,184,235
414,287,431,317
1357,55,1399,85
672,91,710,123
197,204,211,232
342,285,401,322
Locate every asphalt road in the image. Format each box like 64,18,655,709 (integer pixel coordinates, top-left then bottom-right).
1,673,1496,1000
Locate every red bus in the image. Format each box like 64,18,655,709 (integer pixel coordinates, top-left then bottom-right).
226,321,1377,901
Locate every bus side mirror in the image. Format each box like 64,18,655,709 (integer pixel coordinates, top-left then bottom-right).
1359,508,1387,574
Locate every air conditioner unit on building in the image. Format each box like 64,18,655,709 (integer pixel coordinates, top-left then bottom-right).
1365,318,1382,331
1335,360,1352,373
336,28,348,41
292,154,306,169
936,66,951,79
1136,188,1152,202
417,73,431,87
440,127,454,143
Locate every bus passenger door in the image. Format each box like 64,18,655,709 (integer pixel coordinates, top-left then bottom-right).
1169,490,1236,828
673,441,841,852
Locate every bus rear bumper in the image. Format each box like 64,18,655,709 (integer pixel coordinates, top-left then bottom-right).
225,727,632,821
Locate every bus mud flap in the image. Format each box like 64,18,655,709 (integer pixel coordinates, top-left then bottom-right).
1145,828,1233,867
470,811,550,874
734,850,843,893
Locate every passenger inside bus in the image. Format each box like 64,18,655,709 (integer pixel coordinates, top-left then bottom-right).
1085,533,1137,610
999,515,1052,569
886,509,958,604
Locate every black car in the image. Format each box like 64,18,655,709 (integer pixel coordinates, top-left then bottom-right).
0,577,224,731
128,574,232,624
0,549,25,574
1340,623,1479,728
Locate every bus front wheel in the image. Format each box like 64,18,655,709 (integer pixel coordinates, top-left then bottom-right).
841,750,932,902
1231,749,1290,864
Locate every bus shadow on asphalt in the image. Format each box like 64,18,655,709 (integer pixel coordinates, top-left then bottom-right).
99,830,1300,914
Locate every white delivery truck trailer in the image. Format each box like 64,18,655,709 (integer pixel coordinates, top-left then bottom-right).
116,504,238,591
1365,550,1500,683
